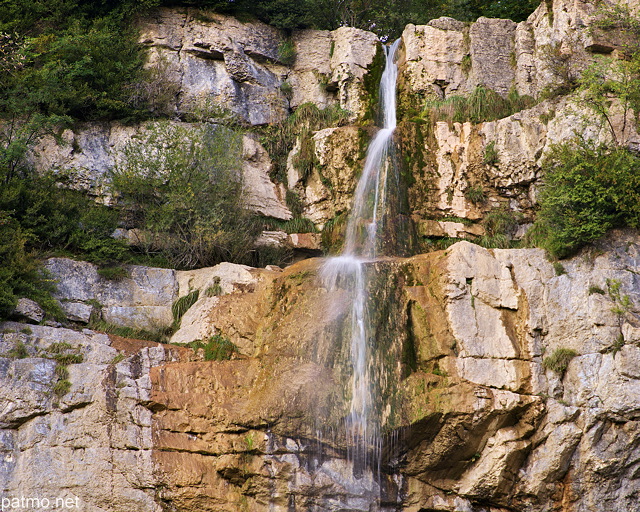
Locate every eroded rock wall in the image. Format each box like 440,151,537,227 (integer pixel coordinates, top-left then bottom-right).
2,232,639,511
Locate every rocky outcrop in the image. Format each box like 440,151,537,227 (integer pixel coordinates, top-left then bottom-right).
0,323,190,512
3,232,640,511
144,230,640,512
44,257,274,333
137,9,380,125
28,122,292,219
398,0,626,103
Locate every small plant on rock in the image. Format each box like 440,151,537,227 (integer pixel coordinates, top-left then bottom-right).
543,348,578,377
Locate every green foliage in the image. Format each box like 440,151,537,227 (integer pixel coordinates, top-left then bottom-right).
483,141,499,166
88,319,172,343
264,217,317,234
97,266,129,281
259,103,350,185
52,379,71,396
588,285,605,295
607,278,632,318
205,278,223,297
422,86,535,126
0,209,65,321
187,335,238,361
54,364,69,379
277,40,296,66
478,208,519,249
0,172,128,261
7,340,29,359
0,0,158,123
543,348,578,376
528,141,640,259
553,261,566,276
321,213,348,254
465,184,485,204
46,342,84,364
578,52,640,145
113,122,261,269
172,290,200,330
110,353,126,364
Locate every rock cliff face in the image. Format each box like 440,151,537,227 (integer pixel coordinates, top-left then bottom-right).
3,231,639,511
25,0,640,237
5,0,640,510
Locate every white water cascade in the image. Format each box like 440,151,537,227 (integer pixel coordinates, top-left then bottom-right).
321,38,402,479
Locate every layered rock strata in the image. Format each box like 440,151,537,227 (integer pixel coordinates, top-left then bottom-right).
2,231,639,511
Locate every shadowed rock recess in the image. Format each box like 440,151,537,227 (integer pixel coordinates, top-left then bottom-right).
2,0,640,511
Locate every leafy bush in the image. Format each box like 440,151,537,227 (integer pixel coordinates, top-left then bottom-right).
277,40,296,66
528,141,640,258
0,210,64,321
7,340,29,359
465,185,485,204
543,348,578,376
0,0,158,122
483,141,499,166
112,122,261,269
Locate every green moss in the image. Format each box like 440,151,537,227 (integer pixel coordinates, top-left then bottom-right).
361,43,386,124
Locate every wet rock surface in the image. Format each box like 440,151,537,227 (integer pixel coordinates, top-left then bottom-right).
3,231,638,511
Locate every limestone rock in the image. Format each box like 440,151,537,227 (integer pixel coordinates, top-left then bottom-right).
44,258,178,331
0,322,188,512
469,18,517,96
242,135,292,220
399,21,468,99
14,299,45,323
27,123,291,221
299,126,367,226
138,8,288,125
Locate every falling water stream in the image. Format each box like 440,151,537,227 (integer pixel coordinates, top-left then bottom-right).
320,39,403,497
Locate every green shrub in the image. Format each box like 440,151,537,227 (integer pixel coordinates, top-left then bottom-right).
465,185,485,204
588,285,605,295
264,217,317,234
205,279,223,297
277,39,296,65
7,340,29,359
483,141,499,166
52,379,71,396
553,261,566,276
0,210,64,321
543,348,578,376
259,103,350,185
46,343,84,365
528,141,640,259
478,208,519,249
112,122,261,269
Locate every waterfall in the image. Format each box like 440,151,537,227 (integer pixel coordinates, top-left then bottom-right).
321,39,402,482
